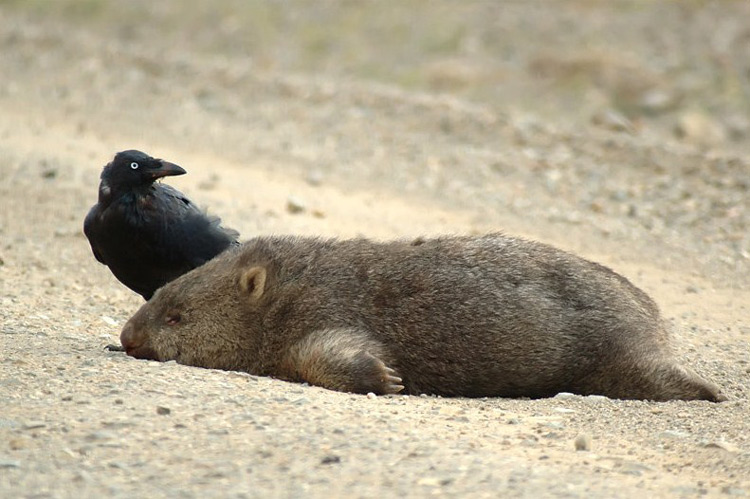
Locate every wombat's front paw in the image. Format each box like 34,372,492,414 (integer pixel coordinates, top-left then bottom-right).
285,328,404,395
352,351,404,395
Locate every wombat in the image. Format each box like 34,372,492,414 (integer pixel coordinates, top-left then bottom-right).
120,234,725,402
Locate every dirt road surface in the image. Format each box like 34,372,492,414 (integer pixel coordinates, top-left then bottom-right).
1,2,748,497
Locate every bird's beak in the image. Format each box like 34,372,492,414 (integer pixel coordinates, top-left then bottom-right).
150,160,187,180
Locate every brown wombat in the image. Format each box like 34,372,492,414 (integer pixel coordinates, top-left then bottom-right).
120,234,725,402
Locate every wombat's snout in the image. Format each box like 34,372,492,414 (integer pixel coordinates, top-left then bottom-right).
120,321,161,361
120,320,146,356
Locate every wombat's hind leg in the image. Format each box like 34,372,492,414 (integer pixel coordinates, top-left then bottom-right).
605,361,727,402
281,328,404,395
653,363,727,402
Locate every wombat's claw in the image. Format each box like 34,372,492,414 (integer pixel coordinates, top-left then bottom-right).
104,343,125,352
372,361,403,394
383,366,405,394
352,351,404,395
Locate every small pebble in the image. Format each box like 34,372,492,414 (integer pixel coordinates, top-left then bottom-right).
721,486,747,496
703,440,738,453
286,196,307,214
591,109,635,134
554,408,576,414
660,430,689,439
574,433,592,451
156,406,171,416
366,392,377,399
197,174,220,190
417,477,441,487
547,421,566,429
639,89,678,115
320,455,340,465
0,419,19,429
305,170,324,186
618,461,654,476
8,439,25,450
584,395,608,402
101,316,118,326
554,392,577,400
674,111,726,146
74,469,94,483
85,431,116,442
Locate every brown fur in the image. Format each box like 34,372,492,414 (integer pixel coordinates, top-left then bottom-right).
120,234,726,401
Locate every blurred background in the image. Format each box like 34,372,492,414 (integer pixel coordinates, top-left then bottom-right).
5,0,750,151
1,0,748,287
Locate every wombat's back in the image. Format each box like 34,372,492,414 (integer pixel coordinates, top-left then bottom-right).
252,234,681,398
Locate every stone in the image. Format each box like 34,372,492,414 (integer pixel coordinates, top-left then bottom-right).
574,433,592,451
674,112,725,147
286,196,307,214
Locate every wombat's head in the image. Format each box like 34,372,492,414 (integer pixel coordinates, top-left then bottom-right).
120,248,270,371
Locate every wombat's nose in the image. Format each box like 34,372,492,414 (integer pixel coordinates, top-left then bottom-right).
120,320,145,353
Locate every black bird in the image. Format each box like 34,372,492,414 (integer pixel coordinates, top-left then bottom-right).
84,150,239,300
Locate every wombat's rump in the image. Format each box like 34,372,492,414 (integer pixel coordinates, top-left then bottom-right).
120,234,725,402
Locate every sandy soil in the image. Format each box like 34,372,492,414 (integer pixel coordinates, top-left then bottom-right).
1,2,749,497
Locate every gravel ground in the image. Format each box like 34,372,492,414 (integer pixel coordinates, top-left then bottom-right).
1,2,749,497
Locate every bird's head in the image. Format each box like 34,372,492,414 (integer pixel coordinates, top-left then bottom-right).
99,150,186,196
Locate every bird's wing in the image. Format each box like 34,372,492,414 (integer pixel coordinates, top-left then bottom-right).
205,213,241,242
83,206,106,264
157,183,240,241
157,184,204,215
177,211,240,267
154,184,240,266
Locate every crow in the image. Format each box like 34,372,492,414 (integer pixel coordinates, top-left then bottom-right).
84,150,239,300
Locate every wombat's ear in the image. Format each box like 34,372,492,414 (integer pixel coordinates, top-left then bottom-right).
239,266,267,301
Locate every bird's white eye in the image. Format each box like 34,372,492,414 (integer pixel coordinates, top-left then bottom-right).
130,162,139,169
